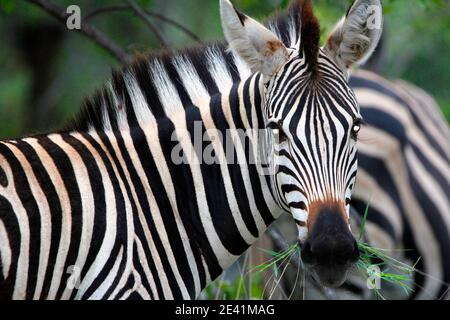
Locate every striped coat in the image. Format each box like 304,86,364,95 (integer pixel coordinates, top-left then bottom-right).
351,70,450,299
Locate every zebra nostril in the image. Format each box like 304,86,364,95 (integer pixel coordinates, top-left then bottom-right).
299,201,307,210
290,201,307,210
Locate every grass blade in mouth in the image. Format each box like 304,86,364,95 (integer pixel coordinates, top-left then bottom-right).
253,244,299,274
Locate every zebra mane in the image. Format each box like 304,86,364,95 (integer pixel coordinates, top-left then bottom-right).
63,0,320,133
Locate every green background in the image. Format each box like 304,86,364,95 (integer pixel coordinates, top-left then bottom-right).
0,0,448,138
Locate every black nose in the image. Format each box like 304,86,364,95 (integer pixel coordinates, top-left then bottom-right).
300,205,360,266
301,236,359,266
299,202,360,287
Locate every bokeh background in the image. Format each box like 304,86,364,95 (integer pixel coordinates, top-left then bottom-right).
0,0,448,139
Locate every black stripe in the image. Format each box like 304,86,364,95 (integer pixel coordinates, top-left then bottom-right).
0,193,19,299
221,47,241,83
98,245,127,300
0,165,7,187
61,134,107,299
131,61,166,120
11,140,62,299
184,49,219,96
115,273,136,299
36,136,83,299
234,7,247,26
0,143,41,299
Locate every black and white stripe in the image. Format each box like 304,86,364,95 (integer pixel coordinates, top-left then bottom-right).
350,70,450,300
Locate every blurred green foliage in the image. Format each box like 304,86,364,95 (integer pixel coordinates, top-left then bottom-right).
0,0,448,138
203,273,265,300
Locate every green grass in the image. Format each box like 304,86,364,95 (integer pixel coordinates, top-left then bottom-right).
356,242,417,299
252,244,299,274
203,203,418,300
356,203,417,299
203,273,265,300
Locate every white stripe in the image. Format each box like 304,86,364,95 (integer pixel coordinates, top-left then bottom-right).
207,46,233,93
24,138,72,300
0,145,30,300
6,144,52,300
406,148,450,236
148,59,184,118
106,81,128,131
47,135,96,300
91,131,136,300
73,133,119,300
0,218,12,280
87,246,124,300
134,236,159,299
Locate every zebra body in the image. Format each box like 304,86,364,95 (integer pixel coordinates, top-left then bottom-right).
0,61,280,300
351,70,450,299
0,0,386,299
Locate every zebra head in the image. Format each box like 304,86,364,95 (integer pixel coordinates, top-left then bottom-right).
221,0,383,287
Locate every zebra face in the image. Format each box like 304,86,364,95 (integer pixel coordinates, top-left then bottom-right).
265,53,362,287
221,0,382,287
265,50,362,241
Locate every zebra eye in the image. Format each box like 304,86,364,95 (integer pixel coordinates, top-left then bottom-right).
351,119,363,140
267,121,288,143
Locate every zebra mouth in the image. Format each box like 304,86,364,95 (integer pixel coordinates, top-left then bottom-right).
309,264,351,288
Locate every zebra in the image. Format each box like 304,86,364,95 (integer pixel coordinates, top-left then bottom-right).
350,69,450,300
0,0,383,299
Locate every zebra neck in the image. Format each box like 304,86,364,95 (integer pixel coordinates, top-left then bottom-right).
143,72,282,297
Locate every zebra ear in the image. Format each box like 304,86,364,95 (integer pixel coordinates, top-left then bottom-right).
324,0,383,69
220,0,289,77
